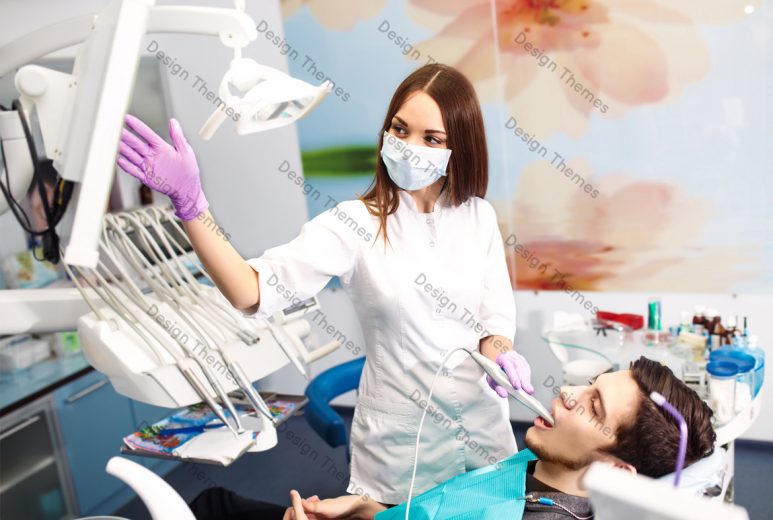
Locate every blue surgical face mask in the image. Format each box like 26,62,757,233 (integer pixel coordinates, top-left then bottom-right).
380,131,452,191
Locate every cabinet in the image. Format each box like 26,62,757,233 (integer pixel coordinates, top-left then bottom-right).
0,397,75,520
2,365,186,518
53,370,136,517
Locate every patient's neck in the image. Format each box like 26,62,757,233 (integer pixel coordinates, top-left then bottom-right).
533,460,588,497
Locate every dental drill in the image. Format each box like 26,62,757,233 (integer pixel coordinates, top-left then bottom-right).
465,349,555,426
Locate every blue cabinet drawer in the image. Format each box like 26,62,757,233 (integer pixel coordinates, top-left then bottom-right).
53,371,135,516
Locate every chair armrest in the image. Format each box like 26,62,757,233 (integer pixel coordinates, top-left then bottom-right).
304,357,365,448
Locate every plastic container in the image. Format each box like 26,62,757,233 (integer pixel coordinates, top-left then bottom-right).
647,297,662,331
706,360,738,425
52,331,81,357
711,350,755,412
747,335,765,398
675,331,708,362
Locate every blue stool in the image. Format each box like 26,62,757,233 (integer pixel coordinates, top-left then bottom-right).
304,357,365,461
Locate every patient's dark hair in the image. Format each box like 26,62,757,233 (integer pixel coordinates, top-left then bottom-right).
604,356,716,478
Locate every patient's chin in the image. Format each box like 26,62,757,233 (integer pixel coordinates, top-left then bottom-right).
524,429,594,471
524,428,545,456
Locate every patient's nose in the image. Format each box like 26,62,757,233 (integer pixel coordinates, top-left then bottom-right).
559,386,585,410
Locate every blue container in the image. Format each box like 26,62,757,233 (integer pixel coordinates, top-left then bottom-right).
706,360,739,378
749,347,765,397
711,350,757,401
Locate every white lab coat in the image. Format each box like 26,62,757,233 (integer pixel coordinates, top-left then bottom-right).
241,189,518,504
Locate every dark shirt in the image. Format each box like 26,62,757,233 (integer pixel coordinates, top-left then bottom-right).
526,459,562,493
188,461,594,519
523,460,594,519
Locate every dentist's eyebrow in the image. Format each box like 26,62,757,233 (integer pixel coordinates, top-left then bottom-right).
393,115,446,135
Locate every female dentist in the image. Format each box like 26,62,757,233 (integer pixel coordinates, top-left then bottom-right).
116,63,534,507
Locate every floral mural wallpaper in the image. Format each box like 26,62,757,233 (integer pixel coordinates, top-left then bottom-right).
270,0,770,293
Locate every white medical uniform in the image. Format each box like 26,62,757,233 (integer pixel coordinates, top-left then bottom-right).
241,188,517,504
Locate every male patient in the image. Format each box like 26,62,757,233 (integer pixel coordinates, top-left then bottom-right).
189,357,716,519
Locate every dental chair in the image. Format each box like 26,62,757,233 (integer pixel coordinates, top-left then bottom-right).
78,457,195,520
78,355,365,520
659,445,727,498
302,358,729,496
303,357,365,460
91,371,728,519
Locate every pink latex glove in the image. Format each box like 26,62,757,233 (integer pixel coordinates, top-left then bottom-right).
486,350,535,397
117,114,208,221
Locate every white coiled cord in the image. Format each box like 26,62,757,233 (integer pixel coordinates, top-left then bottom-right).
405,347,474,520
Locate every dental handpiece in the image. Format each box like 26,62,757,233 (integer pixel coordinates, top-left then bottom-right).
178,361,240,437
228,361,278,426
468,350,555,426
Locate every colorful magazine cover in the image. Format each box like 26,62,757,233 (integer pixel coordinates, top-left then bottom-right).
267,400,298,423
122,399,301,458
122,418,204,456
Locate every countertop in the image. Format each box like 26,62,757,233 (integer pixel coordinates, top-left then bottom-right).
0,352,93,415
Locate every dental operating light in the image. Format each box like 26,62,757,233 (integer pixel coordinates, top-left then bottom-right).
0,0,330,269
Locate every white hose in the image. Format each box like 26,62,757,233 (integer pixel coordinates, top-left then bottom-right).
405,347,470,520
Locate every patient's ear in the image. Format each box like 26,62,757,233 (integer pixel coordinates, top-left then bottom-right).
596,454,637,475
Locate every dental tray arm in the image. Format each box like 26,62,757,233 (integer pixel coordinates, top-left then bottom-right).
267,308,341,379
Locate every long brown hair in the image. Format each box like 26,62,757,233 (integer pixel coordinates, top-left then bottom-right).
359,63,489,247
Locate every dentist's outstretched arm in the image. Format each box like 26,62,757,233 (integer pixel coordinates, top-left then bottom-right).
116,115,261,313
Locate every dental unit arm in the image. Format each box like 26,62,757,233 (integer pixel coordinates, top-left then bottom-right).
0,0,336,452
0,0,331,269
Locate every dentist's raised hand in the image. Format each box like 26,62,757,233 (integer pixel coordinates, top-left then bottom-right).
116,114,208,221
486,350,535,397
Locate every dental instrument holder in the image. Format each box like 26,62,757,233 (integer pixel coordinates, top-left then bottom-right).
76,290,330,452
468,350,555,426
269,302,343,379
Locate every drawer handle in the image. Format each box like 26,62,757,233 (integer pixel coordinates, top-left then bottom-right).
65,379,109,403
0,415,40,441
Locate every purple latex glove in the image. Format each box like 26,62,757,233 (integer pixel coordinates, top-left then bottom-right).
116,114,208,221
486,350,535,398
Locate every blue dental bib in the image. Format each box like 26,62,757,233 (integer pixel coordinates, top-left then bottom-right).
375,449,537,520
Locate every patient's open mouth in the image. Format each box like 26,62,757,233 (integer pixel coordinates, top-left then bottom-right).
534,416,554,430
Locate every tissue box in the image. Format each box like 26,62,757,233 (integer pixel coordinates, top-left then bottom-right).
0,335,52,373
